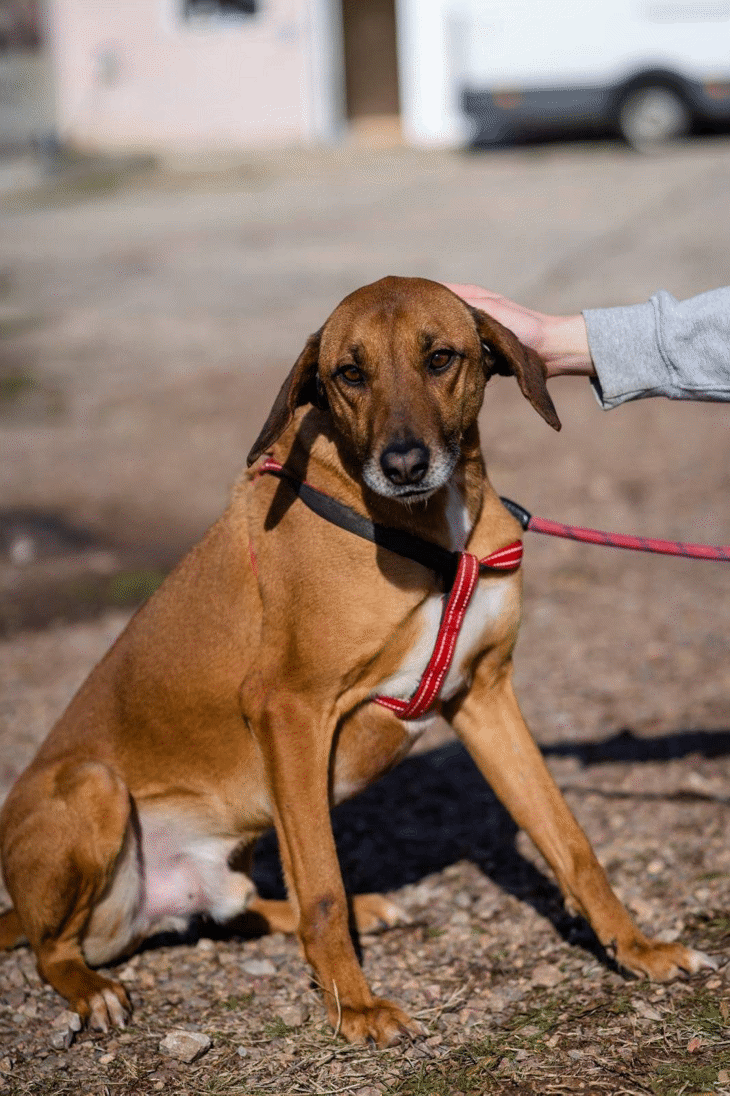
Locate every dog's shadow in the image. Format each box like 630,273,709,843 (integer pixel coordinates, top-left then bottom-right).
247,727,730,961
148,727,730,963
248,740,597,956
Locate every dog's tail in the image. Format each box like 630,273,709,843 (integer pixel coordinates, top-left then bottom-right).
0,908,25,949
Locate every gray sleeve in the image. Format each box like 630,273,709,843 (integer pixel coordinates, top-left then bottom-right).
583,287,730,409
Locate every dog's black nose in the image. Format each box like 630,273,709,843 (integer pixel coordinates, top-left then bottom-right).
380,441,430,486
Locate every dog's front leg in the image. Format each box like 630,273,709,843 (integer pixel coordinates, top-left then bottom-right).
448,659,715,981
255,693,416,1046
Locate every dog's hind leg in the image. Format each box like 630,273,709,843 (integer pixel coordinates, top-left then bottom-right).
1,760,136,1029
0,909,25,949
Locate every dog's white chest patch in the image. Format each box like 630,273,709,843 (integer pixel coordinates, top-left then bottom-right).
375,575,511,720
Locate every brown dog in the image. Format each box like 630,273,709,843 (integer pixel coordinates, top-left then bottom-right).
0,277,713,1046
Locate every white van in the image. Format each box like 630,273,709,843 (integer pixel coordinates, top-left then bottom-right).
451,0,730,148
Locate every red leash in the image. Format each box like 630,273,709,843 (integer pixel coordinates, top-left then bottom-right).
500,498,730,562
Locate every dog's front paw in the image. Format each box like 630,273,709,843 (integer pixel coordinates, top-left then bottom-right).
336,998,424,1048
612,936,717,982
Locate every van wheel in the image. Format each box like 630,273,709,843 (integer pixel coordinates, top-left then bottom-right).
618,86,691,150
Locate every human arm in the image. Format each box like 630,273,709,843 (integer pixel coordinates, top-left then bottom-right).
445,283,730,408
584,287,730,408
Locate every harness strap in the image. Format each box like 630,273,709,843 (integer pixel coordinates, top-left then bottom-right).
255,456,522,720
373,552,481,719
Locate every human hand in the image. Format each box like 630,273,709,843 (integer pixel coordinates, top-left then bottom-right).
444,283,595,379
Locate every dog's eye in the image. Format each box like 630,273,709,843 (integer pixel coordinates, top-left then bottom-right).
337,365,365,386
428,350,455,374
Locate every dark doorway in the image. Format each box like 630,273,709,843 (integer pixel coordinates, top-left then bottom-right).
0,0,53,151
341,0,401,142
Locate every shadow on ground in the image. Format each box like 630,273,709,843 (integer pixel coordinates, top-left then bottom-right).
238,729,728,960
543,725,730,765
135,727,730,963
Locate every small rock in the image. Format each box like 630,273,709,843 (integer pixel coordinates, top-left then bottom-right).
242,958,276,977
98,1053,115,1066
633,1000,663,1022
0,1058,12,1074
52,1009,82,1032
530,963,565,988
718,1068,730,1083
49,1027,74,1051
218,951,239,967
38,1055,67,1073
195,938,216,953
275,1003,308,1028
484,985,525,1012
235,1045,249,1058
159,1030,212,1063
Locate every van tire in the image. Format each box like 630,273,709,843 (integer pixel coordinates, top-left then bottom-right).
618,85,691,150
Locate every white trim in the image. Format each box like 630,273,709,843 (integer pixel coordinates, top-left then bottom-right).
307,0,346,142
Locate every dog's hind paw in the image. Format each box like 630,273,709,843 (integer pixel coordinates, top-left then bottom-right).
82,982,132,1032
352,894,411,935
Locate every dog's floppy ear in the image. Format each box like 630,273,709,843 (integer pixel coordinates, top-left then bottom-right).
469,306,561,431
247,331,323,466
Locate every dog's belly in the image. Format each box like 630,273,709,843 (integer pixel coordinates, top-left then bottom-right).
83,807,255,965
374,576,512,712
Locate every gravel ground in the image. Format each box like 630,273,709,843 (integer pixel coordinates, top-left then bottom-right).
1,141,730,1094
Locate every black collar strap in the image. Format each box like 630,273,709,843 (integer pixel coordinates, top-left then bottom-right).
258,457,461,590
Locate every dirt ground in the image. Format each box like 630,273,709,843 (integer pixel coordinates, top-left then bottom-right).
1,139,730,1095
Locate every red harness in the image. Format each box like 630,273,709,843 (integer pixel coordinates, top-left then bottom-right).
254,457,522,720
372,541,522,718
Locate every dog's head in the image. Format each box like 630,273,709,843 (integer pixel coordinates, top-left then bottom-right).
247,277,560,500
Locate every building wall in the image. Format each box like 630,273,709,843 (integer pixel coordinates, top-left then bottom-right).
49,0,336,151
396,0,470,147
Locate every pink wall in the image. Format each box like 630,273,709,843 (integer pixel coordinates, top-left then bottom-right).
49,0,319,151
